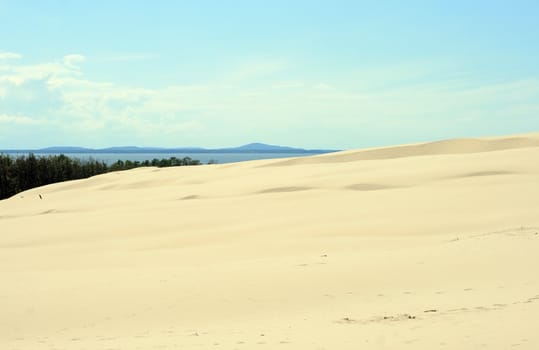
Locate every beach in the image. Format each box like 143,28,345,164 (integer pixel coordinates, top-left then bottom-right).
1,132,539,349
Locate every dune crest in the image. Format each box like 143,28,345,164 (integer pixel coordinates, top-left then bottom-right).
2,132,539,349
264,132,539,166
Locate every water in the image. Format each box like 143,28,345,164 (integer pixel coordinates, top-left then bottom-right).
0,151,329,165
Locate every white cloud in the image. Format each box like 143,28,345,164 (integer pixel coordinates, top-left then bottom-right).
272,81,305,89
223,59,289,82
313,83,335,90
0,52,22,60
0,114,44,125
0,75,25,86
47,76,114,89
1,54,538,148
0,58,84,89
63,54,85,68
1,63,75,86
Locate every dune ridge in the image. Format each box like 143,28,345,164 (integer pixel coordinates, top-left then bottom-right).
1,132,539,349
264,132,539,166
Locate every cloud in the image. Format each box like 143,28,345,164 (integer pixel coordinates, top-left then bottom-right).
0,75,25,86
223,59,289,83
0,114,44,125
313,83,334,90
0,63,76,87
1,54,538,148
0,77,65,118
0,52,22,60
63,54,85,68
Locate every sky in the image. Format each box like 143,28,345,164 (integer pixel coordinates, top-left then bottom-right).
1,0,538,149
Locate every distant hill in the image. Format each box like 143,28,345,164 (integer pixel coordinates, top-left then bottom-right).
24,143,338,154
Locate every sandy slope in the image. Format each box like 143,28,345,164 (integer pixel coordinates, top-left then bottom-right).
1,132,539,349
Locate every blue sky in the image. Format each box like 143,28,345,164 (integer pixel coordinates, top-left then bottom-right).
1,0,538,149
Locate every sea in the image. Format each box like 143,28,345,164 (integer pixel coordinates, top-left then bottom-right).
0,151,329,165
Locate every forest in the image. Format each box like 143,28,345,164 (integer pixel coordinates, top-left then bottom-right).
0,153,201,200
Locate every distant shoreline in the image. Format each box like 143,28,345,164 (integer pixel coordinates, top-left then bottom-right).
0,142,339,155
0,150,335,166
0,149,336,154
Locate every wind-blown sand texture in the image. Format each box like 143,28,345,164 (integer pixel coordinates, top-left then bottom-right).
2,133,539,349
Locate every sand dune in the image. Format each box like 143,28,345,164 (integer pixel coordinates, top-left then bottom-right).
2,133,539,349
265,132,539,165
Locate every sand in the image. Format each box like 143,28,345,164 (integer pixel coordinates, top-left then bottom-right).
1,132,539,349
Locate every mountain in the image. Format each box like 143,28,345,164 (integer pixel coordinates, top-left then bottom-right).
217,143,337,153
29,143,338,154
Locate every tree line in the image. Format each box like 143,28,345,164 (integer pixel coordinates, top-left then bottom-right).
0,153,201,200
